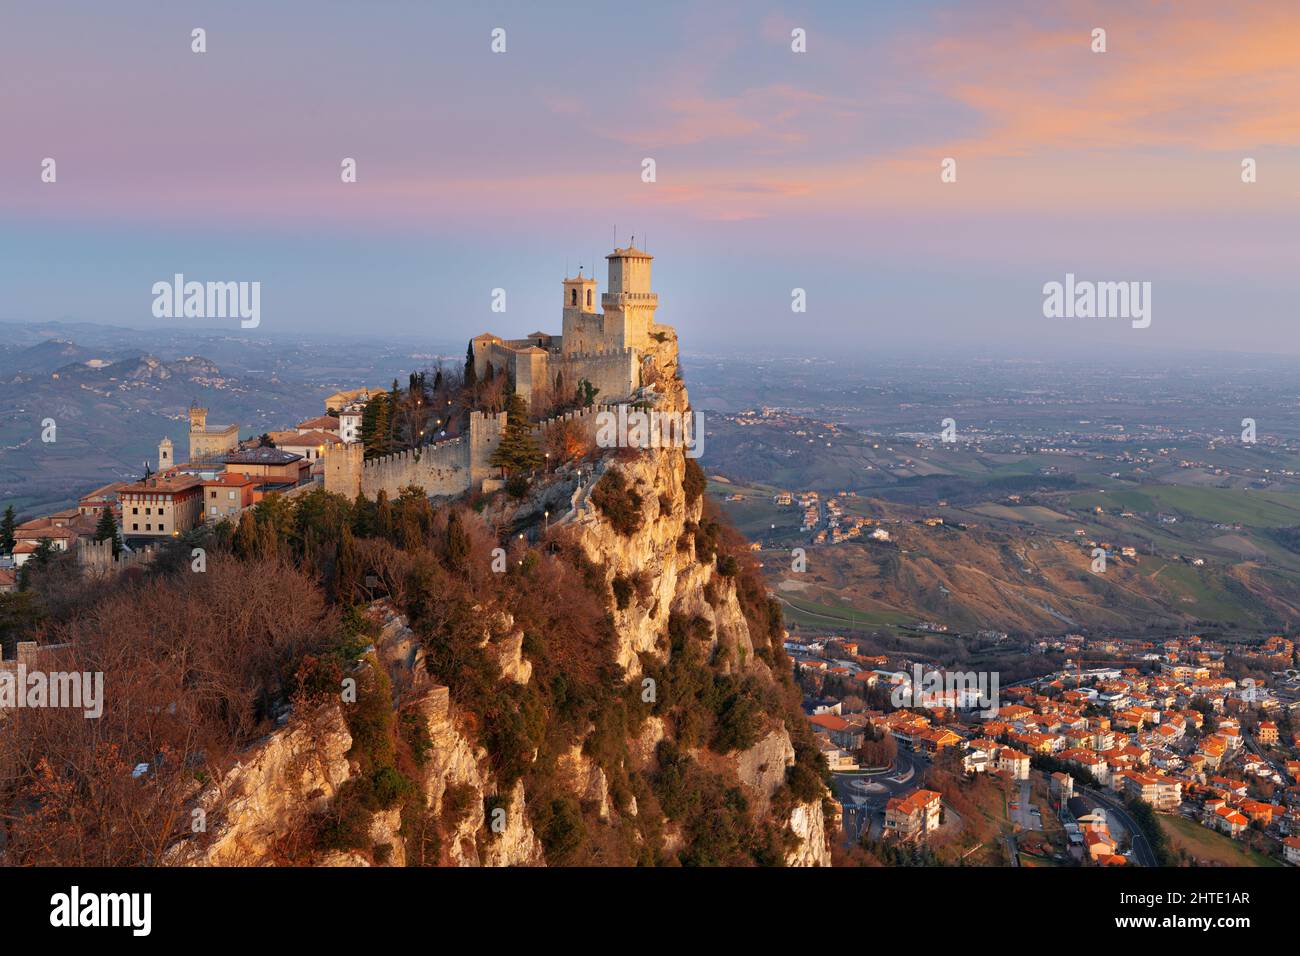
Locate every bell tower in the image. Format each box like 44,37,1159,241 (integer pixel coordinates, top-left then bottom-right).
158,437,173,472
563,267,597,315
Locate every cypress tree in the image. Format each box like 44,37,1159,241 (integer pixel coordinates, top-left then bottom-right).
336,525,361,603
464,341,477,390
0,505,16,554
445,509,470,570
94,507,121,557
233,510,258,559
375,489,393,539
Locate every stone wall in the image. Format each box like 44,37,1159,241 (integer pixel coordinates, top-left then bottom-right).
325,403,621,502
556,349,639,406
357,438,470,500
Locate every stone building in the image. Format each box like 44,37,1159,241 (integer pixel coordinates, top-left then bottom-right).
186,402,240,464
471,245,673,410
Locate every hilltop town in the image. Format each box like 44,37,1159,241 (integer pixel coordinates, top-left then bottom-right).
2,249,841,870
1,245,680,588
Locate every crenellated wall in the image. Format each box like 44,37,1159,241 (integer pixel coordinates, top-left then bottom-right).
324,403,622,501
358,438,471,499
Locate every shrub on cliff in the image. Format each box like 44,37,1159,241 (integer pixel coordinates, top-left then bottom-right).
590,469,643,536
682,457,706,509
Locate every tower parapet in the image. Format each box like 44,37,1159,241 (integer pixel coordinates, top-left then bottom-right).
601,246,657,352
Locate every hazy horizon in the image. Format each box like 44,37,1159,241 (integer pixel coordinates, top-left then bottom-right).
3,1,1298,354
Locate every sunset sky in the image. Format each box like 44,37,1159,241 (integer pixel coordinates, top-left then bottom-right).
2,1,1297,355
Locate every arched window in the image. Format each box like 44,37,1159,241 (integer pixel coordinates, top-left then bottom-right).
571,289,577,306
586,288,592,308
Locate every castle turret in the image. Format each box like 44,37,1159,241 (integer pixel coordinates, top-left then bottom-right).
563,267,597,315
602,245,657,351
188,401,207,433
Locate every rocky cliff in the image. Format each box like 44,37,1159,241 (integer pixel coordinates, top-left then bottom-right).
168,345,832,867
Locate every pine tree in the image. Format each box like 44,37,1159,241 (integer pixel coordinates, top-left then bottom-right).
0,505,16,554
257,517,279,560
351,492,373,537
94,507,120,557
489,393,544,477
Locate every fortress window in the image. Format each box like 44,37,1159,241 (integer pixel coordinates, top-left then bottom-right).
586,288,592,307
571,289,577,306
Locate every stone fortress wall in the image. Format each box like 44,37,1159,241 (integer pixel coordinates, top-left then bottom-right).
325,403,618,501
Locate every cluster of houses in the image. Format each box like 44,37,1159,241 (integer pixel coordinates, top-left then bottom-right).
772,489,883,543
0,388,382,578
790,630,1300,864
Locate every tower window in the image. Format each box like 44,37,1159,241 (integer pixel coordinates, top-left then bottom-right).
571,289,577,306
586,288,592,307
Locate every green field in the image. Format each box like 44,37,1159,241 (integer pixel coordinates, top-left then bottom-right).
775,593,912,633
1158,814,1281,867
1068,486,1300,528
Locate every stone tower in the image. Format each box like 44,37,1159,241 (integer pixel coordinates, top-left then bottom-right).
158,437,173,472
188,401,207,433
602,246,656,351
563,268,597,317
323,442,365,498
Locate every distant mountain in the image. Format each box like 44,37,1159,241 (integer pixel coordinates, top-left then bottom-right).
0,322,458,518
0,339,132,380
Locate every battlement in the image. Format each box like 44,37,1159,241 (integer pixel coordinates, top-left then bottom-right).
323,402,631,502
361,436,465,472
75,537,155,575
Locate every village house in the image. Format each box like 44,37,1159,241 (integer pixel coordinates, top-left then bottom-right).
223,447,312,490
119,474,204,539
884,789,942,841
200,473,259,521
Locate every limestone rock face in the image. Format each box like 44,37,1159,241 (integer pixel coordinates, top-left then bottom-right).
731,726,832,867
571,442,759,681
170,704,353,866
480,780,544,867
558,744,612,821
374,613,540,868
491,630,533,685
786,801,831,867
734,728,796,819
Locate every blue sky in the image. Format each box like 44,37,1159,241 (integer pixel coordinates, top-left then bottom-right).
2,1,1297,355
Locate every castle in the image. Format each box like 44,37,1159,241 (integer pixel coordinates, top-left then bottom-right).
471,244,670,411
324,244,679,502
